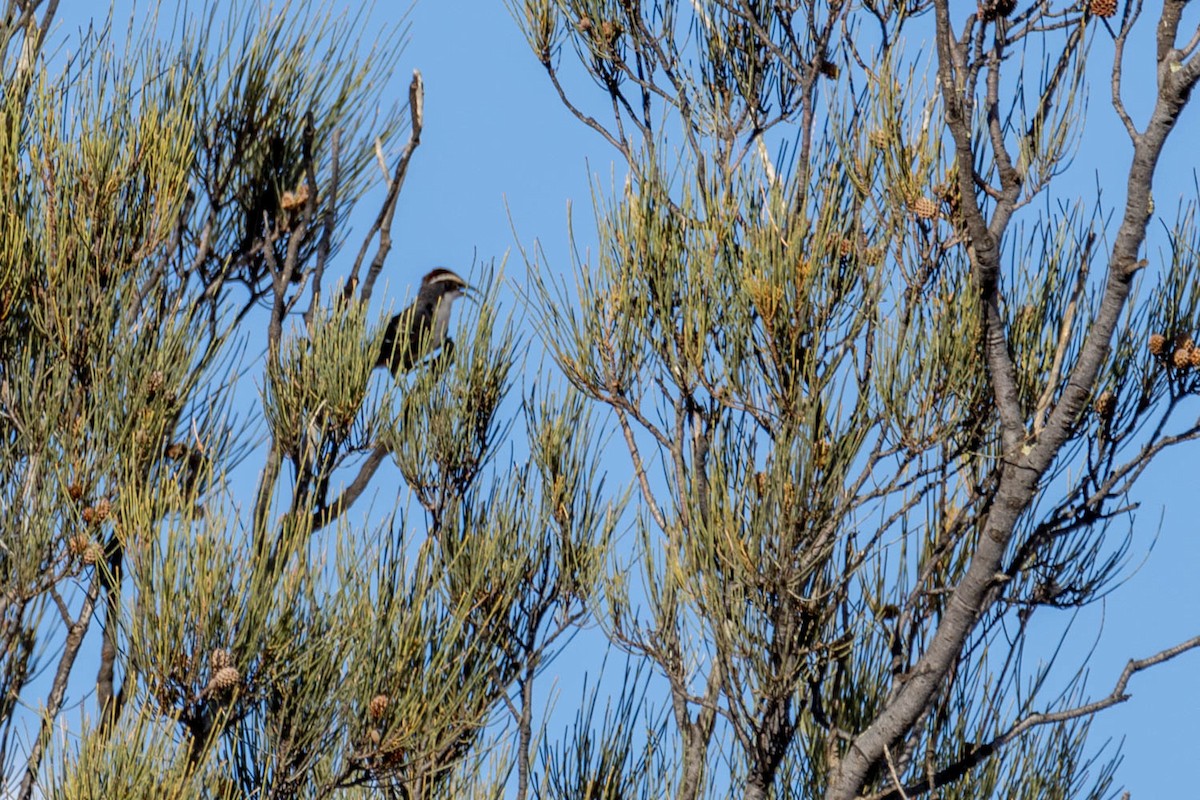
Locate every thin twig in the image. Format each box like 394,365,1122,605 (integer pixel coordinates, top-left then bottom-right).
353,70,425,304
1034,235,1093,435
306,121,341,328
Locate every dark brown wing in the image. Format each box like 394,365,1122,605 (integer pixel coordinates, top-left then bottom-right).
377,305,433,375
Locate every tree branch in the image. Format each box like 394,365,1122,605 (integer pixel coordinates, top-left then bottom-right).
309,443,391,532
353,69,424,304
18,573,102,800
870,634,1200,800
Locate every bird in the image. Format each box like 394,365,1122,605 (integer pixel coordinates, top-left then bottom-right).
376,268,470,376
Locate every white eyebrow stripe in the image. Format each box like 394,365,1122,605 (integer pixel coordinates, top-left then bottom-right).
424,271,467,286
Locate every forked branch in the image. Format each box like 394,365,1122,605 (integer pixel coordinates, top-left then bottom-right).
869,634,1200,800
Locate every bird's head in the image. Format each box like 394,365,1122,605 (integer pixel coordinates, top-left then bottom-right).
419,268,470,303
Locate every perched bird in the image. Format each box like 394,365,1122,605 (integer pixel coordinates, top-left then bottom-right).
376,268,470,376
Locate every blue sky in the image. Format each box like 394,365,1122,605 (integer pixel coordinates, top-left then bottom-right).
50,1,1200,796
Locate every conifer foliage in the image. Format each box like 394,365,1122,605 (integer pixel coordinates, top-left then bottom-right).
3,1,1200,799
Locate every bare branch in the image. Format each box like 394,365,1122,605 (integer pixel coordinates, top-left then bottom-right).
305,120,340,329
309,443,391,532
871,635,1200,800
353,70,425,304
18,573,101,800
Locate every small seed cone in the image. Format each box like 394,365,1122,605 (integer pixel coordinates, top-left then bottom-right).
1090,0,1117,18
280,182,311,212
206,666,240,695
598,19,622,44
1148,333,1166,356
210,648,233,671
913,196,938,220
82,542,104,566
